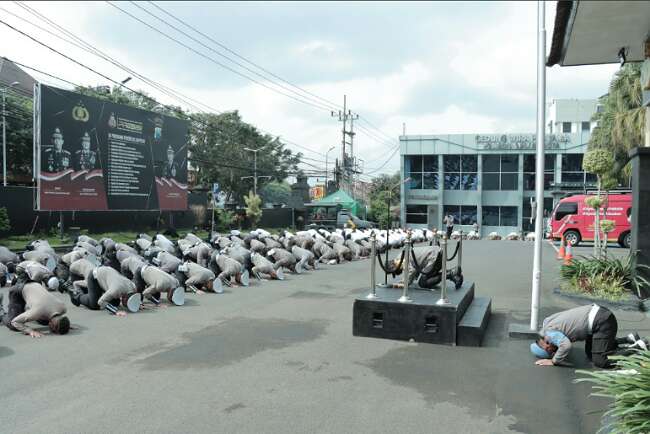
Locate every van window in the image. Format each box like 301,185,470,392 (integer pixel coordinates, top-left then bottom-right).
555,202,578,220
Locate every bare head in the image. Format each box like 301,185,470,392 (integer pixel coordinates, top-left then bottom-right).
49,314,70,335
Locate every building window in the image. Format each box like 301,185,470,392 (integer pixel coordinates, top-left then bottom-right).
581,121,590,131
523,154,555,190
482,154,518,191
561,154,593,188
482,206,518,227
596,104,604,113
562,122,572,133
406,205,428,224
522,198,555,232
443,205,477,226
406,155,438,190
443,155,477,190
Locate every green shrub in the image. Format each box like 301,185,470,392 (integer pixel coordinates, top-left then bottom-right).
560,253,650,299
576,351,650,433
0,207,10,232
217,210,235,230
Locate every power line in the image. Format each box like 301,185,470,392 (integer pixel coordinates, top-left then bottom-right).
9,2,331,158
364,145,399,174
106,1,333,113
4,5,328,159
147,1,341,111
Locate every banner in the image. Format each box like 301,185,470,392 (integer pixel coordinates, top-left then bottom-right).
310,185,325,201
35,84,189,211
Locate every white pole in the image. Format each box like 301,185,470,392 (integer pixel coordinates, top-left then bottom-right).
530,0,546,331
2,88,6,187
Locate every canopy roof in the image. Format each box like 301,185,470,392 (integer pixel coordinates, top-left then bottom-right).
313,189,360,215
547,1,650,67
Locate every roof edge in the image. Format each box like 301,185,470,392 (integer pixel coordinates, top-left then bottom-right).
546,1,577,67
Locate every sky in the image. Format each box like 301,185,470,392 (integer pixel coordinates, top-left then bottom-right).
0,1,620,180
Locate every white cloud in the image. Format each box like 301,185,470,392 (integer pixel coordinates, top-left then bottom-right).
0,0,621,180
295,40,336,56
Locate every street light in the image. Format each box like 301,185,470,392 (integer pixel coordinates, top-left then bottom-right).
121,76,132,85
242,146,271,196
383,177,411,285
2,81,20,187
325,146,335,190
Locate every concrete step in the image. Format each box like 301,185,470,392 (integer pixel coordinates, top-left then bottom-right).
457,296,492,347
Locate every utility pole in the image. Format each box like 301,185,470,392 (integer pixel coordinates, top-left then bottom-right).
242,147,271,196
330,95,358,192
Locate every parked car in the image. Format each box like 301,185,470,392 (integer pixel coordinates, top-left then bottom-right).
548,193,631,248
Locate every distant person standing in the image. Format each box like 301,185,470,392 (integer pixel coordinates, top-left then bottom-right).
472,221,479,234
444,214,454,239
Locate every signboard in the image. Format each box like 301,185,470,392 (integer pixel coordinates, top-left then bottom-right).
35,84,189,210
475,134,571,151
310,185,325,201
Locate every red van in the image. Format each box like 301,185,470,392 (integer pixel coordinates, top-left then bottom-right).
548,193,632,248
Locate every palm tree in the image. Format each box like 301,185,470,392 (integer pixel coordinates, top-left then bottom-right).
589,63,645,183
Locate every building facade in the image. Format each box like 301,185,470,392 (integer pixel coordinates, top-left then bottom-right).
399,99,598,236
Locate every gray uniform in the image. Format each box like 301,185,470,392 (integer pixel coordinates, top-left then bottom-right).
153,251,181,274
314,242,337,263
250,252,277,279
211,253,243,283
76,241,101,256
268,248,296,271
16,260,52,283
264,237,282,250
9,282,66,334
250,239,266,254
0,246,19,264
62,250,89,266
69,258,96,291
184,243,212,268
77,235,99,246
291,246,316,270
116,249,143,264
121,256,146,278
115,243,138,255
22,250,53,266
182,262,215,287
139,265,179,299
344,239,362,260
332,242,351,263
135,238,152,252
94,266,136,309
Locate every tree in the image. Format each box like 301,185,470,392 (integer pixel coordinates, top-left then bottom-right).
244,191,262,227
4,92,33,182
589,63,644,183
0,207,10,232
367,172,401,225
260,180,291,205
583,148,615,257
190,111,300,204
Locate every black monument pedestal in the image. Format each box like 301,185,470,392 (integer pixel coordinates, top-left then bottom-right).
353,281,491,346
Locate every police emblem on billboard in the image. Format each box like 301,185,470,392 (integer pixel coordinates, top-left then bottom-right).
72,102,89,122
108,113,117,128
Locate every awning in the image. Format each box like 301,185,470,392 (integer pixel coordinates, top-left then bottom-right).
547,1,650,67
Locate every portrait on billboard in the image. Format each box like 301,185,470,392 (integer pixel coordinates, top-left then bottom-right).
42,127,71,173
74,131,97,171
35,84,189,211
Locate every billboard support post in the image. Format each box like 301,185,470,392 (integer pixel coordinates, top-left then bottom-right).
59,211,64,240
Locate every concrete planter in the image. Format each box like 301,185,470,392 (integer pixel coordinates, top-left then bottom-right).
552,287,650,312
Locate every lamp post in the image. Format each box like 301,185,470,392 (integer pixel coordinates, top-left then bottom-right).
325,146,335,190
2,81,20,187
242,146,270,196
530,0,546,331
383,177,411,285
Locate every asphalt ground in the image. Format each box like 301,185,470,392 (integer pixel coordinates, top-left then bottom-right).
1,240,647,434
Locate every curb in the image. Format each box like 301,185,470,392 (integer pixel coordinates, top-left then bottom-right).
552,287,648,312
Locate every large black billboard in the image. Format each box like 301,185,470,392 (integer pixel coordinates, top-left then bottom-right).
35,84,189,211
